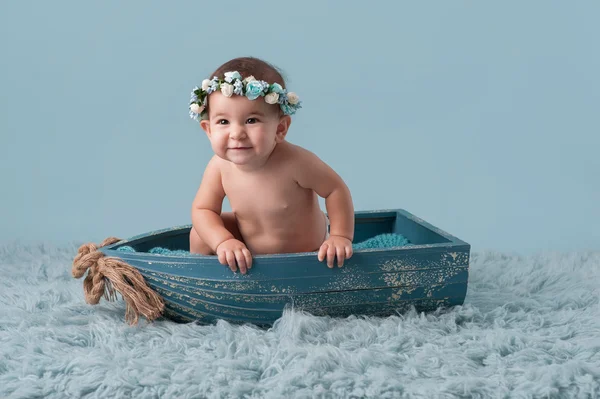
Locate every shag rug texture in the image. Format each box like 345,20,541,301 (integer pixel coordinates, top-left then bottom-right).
1,243,599,399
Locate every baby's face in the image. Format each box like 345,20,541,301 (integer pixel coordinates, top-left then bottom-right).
201,92,288,168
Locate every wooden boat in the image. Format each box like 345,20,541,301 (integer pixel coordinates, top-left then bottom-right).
99,209,470,326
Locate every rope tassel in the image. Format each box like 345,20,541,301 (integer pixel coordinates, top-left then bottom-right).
72,237,165,325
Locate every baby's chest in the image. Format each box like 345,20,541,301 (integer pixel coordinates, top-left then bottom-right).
223,175,308,215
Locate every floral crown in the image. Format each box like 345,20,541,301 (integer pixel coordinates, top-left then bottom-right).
189,71,302,121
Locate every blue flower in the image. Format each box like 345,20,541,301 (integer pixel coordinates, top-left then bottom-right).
189,109,199,121
245,81,265,100
207,77,220,94
259,80,270,92
269,83,284,94
277,92,288,105
233,79,243,95
280,101,301,115
190,86,200,102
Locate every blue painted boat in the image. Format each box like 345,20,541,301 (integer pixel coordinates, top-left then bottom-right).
99,209,470,326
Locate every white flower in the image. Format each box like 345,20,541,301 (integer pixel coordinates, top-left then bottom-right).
264,92,279,104
190,103,204,114
220,83,234,97
287,92,299,105
243,75,256,83
201,79,211,91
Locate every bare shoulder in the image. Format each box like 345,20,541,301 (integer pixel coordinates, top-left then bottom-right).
280,141,325,166
282,142,344,194
193,155,226,211
206,154,226,169
201,155,224,181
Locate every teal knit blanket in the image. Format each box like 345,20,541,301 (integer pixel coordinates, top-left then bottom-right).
117,233,410,255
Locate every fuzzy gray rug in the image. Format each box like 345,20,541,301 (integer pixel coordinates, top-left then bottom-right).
1,243,599,398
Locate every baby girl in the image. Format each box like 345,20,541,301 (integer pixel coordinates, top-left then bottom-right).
188,57,354,274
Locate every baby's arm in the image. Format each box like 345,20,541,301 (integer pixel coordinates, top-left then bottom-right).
293,148,354,266
294,148,354,240
191,156,236,252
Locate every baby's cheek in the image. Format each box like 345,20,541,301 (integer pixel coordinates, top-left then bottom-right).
211,141,226,157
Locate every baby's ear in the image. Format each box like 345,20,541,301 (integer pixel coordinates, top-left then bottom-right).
275,115,291,142
200,119,211,138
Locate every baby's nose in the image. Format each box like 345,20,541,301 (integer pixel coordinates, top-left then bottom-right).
230,126,247,139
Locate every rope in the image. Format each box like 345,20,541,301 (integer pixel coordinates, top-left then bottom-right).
72,237,165,325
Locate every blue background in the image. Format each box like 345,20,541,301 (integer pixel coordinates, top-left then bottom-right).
1,1,598,253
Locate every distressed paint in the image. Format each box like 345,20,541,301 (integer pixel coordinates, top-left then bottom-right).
145,276,467,310
99,209,471,325
111,249,470,283
136,266,468,295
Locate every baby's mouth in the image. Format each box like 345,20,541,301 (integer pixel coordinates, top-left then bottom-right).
229,146,252,150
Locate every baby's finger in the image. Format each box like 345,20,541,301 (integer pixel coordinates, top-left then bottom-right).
226,251,237,272
243,249,253,269
336,246,345,267
345,245,353,259
318,243,328,262
235,250,247,274
327,245,336,268
218,251,227,266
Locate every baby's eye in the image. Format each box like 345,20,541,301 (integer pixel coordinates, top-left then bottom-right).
217,119,229,125
246,118,258,124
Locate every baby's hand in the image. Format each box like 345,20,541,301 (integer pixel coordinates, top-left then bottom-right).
318,235,353,268
215,238,252,274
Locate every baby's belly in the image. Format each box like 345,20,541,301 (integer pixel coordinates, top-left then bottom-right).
236,210,327,255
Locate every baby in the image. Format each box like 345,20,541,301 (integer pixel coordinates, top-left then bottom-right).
188,57,354,274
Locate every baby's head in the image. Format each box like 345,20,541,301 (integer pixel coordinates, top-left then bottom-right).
190,57,301,166
189,57,301,122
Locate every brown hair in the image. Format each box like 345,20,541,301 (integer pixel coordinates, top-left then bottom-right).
202,57,287,118
210,56,287,88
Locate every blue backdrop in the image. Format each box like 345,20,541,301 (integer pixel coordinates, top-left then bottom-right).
1,1,598,253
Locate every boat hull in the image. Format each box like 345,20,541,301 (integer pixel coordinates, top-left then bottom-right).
100,209,470,325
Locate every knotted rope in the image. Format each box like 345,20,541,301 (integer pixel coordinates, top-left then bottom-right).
72,237,165,325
